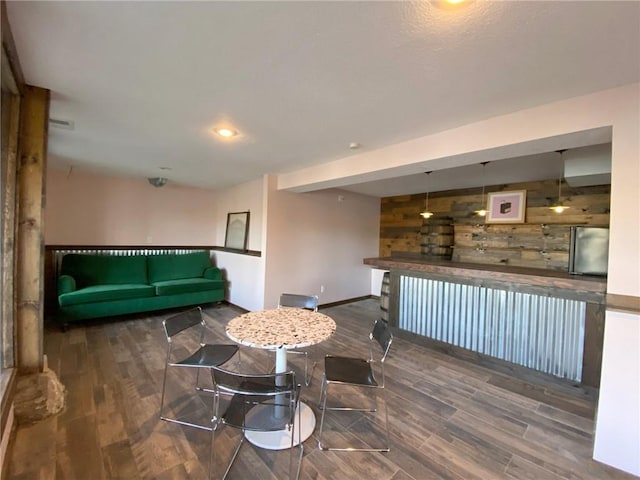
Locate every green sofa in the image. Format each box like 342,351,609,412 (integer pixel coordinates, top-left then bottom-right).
57,251,225,325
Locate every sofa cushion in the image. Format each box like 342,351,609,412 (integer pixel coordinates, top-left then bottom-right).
59,284,156,307
152,278,224,296
147,251,212,283
60,254,148,288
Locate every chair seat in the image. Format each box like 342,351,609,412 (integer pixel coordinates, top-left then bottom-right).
324,355,377,386
171,344,238,368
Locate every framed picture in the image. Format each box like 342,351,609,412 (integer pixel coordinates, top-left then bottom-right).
224,211,250,251
486,190,526,224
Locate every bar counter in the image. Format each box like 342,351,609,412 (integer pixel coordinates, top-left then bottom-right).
364,256,606,303
364,256,606,387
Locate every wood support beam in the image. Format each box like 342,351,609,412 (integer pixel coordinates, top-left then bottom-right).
1,87,20,369
16,85,49,373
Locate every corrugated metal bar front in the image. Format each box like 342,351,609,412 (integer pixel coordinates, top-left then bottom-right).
398,275,586,382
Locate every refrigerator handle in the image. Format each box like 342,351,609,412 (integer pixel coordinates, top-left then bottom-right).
568,226,577,274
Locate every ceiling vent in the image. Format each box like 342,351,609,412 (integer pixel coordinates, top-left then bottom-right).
49,118,74,130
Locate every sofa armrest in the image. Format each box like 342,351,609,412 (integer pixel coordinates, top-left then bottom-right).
203,267,222,281
58,275,76,296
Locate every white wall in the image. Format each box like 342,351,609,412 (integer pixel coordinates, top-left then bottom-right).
212,177,265,311
264,175,380,309
45,169,219,245
212,177,263,251
370,269,387,296
195,173,381,311
593,310,640,476
213,250,264,312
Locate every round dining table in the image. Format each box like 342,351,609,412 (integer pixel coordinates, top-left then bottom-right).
225,307,336,450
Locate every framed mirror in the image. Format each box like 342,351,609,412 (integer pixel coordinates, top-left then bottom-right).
224,211,250,251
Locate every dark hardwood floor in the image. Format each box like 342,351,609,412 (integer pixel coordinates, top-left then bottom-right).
7,299,635,479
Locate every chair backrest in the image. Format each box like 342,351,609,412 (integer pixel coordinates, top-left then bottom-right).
278,293,319,312
210,367,299,431
211,367,296,396
370,319,393,363
163,306,204,340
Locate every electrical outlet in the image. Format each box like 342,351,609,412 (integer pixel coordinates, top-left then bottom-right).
320,285,325,293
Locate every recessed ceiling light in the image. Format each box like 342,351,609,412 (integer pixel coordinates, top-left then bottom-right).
432,0,472,9
349,142,361,149
215,127,238,138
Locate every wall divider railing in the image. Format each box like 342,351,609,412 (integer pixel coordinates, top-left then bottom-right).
50,247,209,280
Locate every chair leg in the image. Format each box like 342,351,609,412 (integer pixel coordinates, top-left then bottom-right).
195,366,203,390
317,381,390,452
236,349,242,370
210,427,245,480
209,416,218,480
381,385,391,452
159,365,170,421
289,394,303,480
317,374,327,409
223,433,245,480
272,350,313,385
317,379,329,451
302,352,316,387
209,416,245,480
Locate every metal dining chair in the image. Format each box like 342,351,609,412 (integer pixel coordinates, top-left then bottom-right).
278,293,319,386
209,366,303,480
160,306,239,431
317,318,393,452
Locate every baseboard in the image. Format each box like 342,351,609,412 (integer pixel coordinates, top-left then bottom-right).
318,295,375,309
0,404,14,480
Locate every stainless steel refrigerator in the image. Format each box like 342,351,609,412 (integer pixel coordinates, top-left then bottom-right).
569,226,609,276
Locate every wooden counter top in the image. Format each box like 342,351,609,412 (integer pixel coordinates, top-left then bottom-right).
364,256,607,296
606,293,640,315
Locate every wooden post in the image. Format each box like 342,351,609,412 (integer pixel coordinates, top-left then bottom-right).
1,89,20,369
16,85,49,373
582,302,606,388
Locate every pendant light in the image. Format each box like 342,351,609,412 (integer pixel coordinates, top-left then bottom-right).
475,161,490,217
550,149,570,213
420,171,434,219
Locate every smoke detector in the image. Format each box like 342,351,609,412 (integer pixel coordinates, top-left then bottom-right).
148,177,168,188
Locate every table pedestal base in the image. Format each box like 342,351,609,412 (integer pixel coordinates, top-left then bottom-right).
244,402,315,450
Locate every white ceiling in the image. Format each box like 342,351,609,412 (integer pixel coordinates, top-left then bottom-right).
6,1,640,196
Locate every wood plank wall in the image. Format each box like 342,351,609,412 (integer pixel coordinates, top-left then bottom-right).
380,180,610,271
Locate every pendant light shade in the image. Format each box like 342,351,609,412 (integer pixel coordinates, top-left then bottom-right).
475,162,490,216
550,150,570,213
420,171,434,219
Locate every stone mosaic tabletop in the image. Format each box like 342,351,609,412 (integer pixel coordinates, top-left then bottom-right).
226,307,336,350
